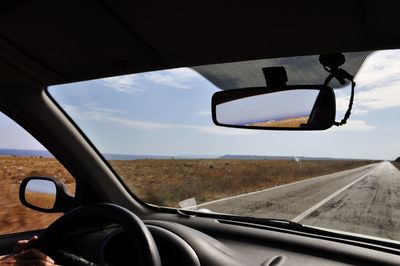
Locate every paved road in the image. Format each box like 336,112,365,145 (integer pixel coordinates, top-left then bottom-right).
199,162,400,240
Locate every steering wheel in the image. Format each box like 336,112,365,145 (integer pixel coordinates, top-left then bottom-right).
30,203,162,266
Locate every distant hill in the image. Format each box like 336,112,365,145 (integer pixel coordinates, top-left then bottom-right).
103,154,172,160
219,155,293,160
0,149,213,160
0,149,52,158
218,155,370,161
103,154,217,160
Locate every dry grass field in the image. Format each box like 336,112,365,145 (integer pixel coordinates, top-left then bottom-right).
111,159,377,207
25,191,56,209
0,155,376,234
247,116,309,128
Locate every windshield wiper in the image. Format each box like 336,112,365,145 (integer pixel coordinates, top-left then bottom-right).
240,216,303,228
216,214,303,229
176,209,303,229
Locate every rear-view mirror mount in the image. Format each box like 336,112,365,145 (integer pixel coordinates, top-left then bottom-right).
212,85,336,130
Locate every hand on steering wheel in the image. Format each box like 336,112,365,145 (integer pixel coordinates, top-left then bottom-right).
30,203,161,266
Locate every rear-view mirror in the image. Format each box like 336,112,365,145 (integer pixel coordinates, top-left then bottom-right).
212,85,336,130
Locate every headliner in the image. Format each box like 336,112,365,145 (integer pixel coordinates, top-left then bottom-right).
0,1,399,87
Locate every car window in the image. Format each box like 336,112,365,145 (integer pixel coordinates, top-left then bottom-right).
48,50,400,242
0,112,75,235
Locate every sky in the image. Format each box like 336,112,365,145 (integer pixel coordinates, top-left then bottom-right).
2,50,400,160
26,179,56,194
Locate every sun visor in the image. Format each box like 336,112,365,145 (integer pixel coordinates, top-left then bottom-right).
192,51,372,90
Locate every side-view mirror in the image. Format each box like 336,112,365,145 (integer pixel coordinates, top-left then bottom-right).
19,176,74,213
212,85,336,130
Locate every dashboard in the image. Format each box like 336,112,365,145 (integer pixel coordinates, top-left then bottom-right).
54,217,400,266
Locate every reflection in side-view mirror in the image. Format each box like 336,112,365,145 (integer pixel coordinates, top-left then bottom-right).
25,179,57,210
212,85,336,130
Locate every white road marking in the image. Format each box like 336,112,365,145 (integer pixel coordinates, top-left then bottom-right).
291,163,382,223
197,163,378,207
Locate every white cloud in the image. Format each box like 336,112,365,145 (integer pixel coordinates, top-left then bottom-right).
355,50,400,87
100,75,143,93
336,83,400,114
356,84,400,110
194,110,211,116
89,106,123,114
65,105,172,131
335,94,350,113
331,119,375,131
99,67,202,93
184,125,257,136
65,105,255,136
101,116,174,131
142,68,201,89
334,50,400,115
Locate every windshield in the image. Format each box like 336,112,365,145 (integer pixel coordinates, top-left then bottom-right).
48,50,400,242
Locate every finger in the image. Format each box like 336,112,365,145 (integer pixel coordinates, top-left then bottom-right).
0,258,56,266
12,240,29,254
27,236,39,244
13,259,56,266
0,255,16,263
25,236,39,249
12,236,38,254
14,249,55,264
16,240,29,246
